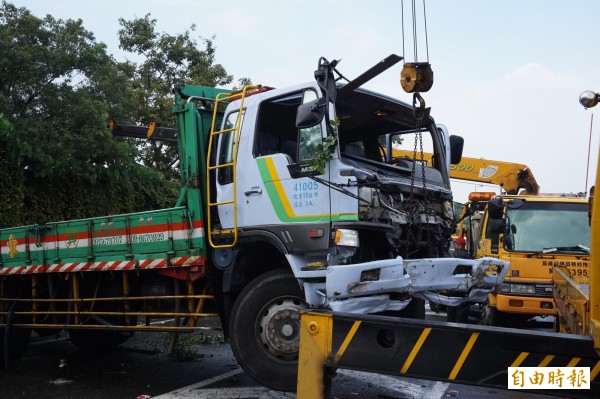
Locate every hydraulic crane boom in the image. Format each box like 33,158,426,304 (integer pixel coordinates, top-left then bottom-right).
392,149,539,195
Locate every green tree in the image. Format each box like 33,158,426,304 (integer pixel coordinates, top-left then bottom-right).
0,1,135,180
0,114,25,227
0,2,178,227
117,14,234,179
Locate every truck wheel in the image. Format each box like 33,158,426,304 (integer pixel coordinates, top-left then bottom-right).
429,301,441,313
480,302,503,326
1,312,32,370
447,303,470,323
69,279,137,350
398,298,426,319
229,269,305,392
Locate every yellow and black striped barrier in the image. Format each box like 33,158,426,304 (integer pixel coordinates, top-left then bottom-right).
297,311,600,399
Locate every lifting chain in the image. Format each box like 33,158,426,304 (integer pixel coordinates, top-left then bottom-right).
400,0,435,256
407,129,418,254
407,92,432,256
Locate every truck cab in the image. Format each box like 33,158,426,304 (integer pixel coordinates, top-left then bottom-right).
214,82,457,261
474,194,590,326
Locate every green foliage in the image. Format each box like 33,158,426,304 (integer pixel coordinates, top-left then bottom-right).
0,2,135,180
0,165,179,227
0,1,185,227
164,332,224,361
0,159,25,227
117,14,234,180
309,117,339,175
232,77,254,91
0,3,241,227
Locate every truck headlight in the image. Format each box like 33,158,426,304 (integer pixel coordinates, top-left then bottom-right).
334,229,359,247
501,283,535,294
512,284,535,294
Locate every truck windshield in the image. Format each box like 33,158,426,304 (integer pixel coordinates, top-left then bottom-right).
335,87,444,176
504,201,590,252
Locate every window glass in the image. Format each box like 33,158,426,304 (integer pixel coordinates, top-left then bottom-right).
298,89,322,161
504,202,589,252
218,110,243,185
390,129,434,162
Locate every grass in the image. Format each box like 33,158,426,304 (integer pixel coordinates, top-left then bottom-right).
164,332,225,361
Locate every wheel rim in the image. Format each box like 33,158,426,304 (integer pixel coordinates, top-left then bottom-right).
257,296,305,363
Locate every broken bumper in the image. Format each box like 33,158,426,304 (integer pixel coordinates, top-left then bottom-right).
325,256,509,313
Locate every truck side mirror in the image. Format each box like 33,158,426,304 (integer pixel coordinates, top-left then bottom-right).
488,218,507,235
487,197,505,219
449,135,464,165
507,199,523,209
296,98,325,129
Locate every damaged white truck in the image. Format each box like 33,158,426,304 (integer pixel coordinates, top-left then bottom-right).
0,55,508,391
211,55,509,390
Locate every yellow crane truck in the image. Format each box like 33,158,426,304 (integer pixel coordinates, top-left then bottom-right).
391,150,540,195
472,192,590,326
391,150,584,327
452,167,588,326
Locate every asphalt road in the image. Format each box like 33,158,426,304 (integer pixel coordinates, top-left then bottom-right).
1,310,566,399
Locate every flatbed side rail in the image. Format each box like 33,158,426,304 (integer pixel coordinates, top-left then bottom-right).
0,270,218,333
297,311,600,399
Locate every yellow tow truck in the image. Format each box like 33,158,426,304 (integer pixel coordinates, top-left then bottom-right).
392,149,588,326
472,192,589,326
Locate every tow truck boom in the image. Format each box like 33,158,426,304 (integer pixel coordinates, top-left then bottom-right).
392,149,539,195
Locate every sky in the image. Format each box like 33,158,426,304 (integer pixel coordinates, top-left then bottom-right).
11,0,600,203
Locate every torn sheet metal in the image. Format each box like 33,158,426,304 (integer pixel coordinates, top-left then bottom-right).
324,256,509,313
404,257,510,293
415,288,494,307
328,294,412,313
326,258,410,298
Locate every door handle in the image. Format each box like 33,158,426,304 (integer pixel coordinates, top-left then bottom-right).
244,187,263,196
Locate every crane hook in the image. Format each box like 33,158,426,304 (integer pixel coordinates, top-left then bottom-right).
413,91,426,121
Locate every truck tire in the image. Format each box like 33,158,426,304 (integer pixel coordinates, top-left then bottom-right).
398,298,426,319
1,312,32,370
229,269,305,392
68,278,137,350
429,301,441,313
447,303,470,323
480,302,504,327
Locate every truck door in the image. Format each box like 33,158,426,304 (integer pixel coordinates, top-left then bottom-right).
216,86,357,250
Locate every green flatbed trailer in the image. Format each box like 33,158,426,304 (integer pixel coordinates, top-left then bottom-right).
0,85,229,367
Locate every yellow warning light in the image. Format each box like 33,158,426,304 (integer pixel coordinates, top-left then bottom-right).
468,192,496,202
